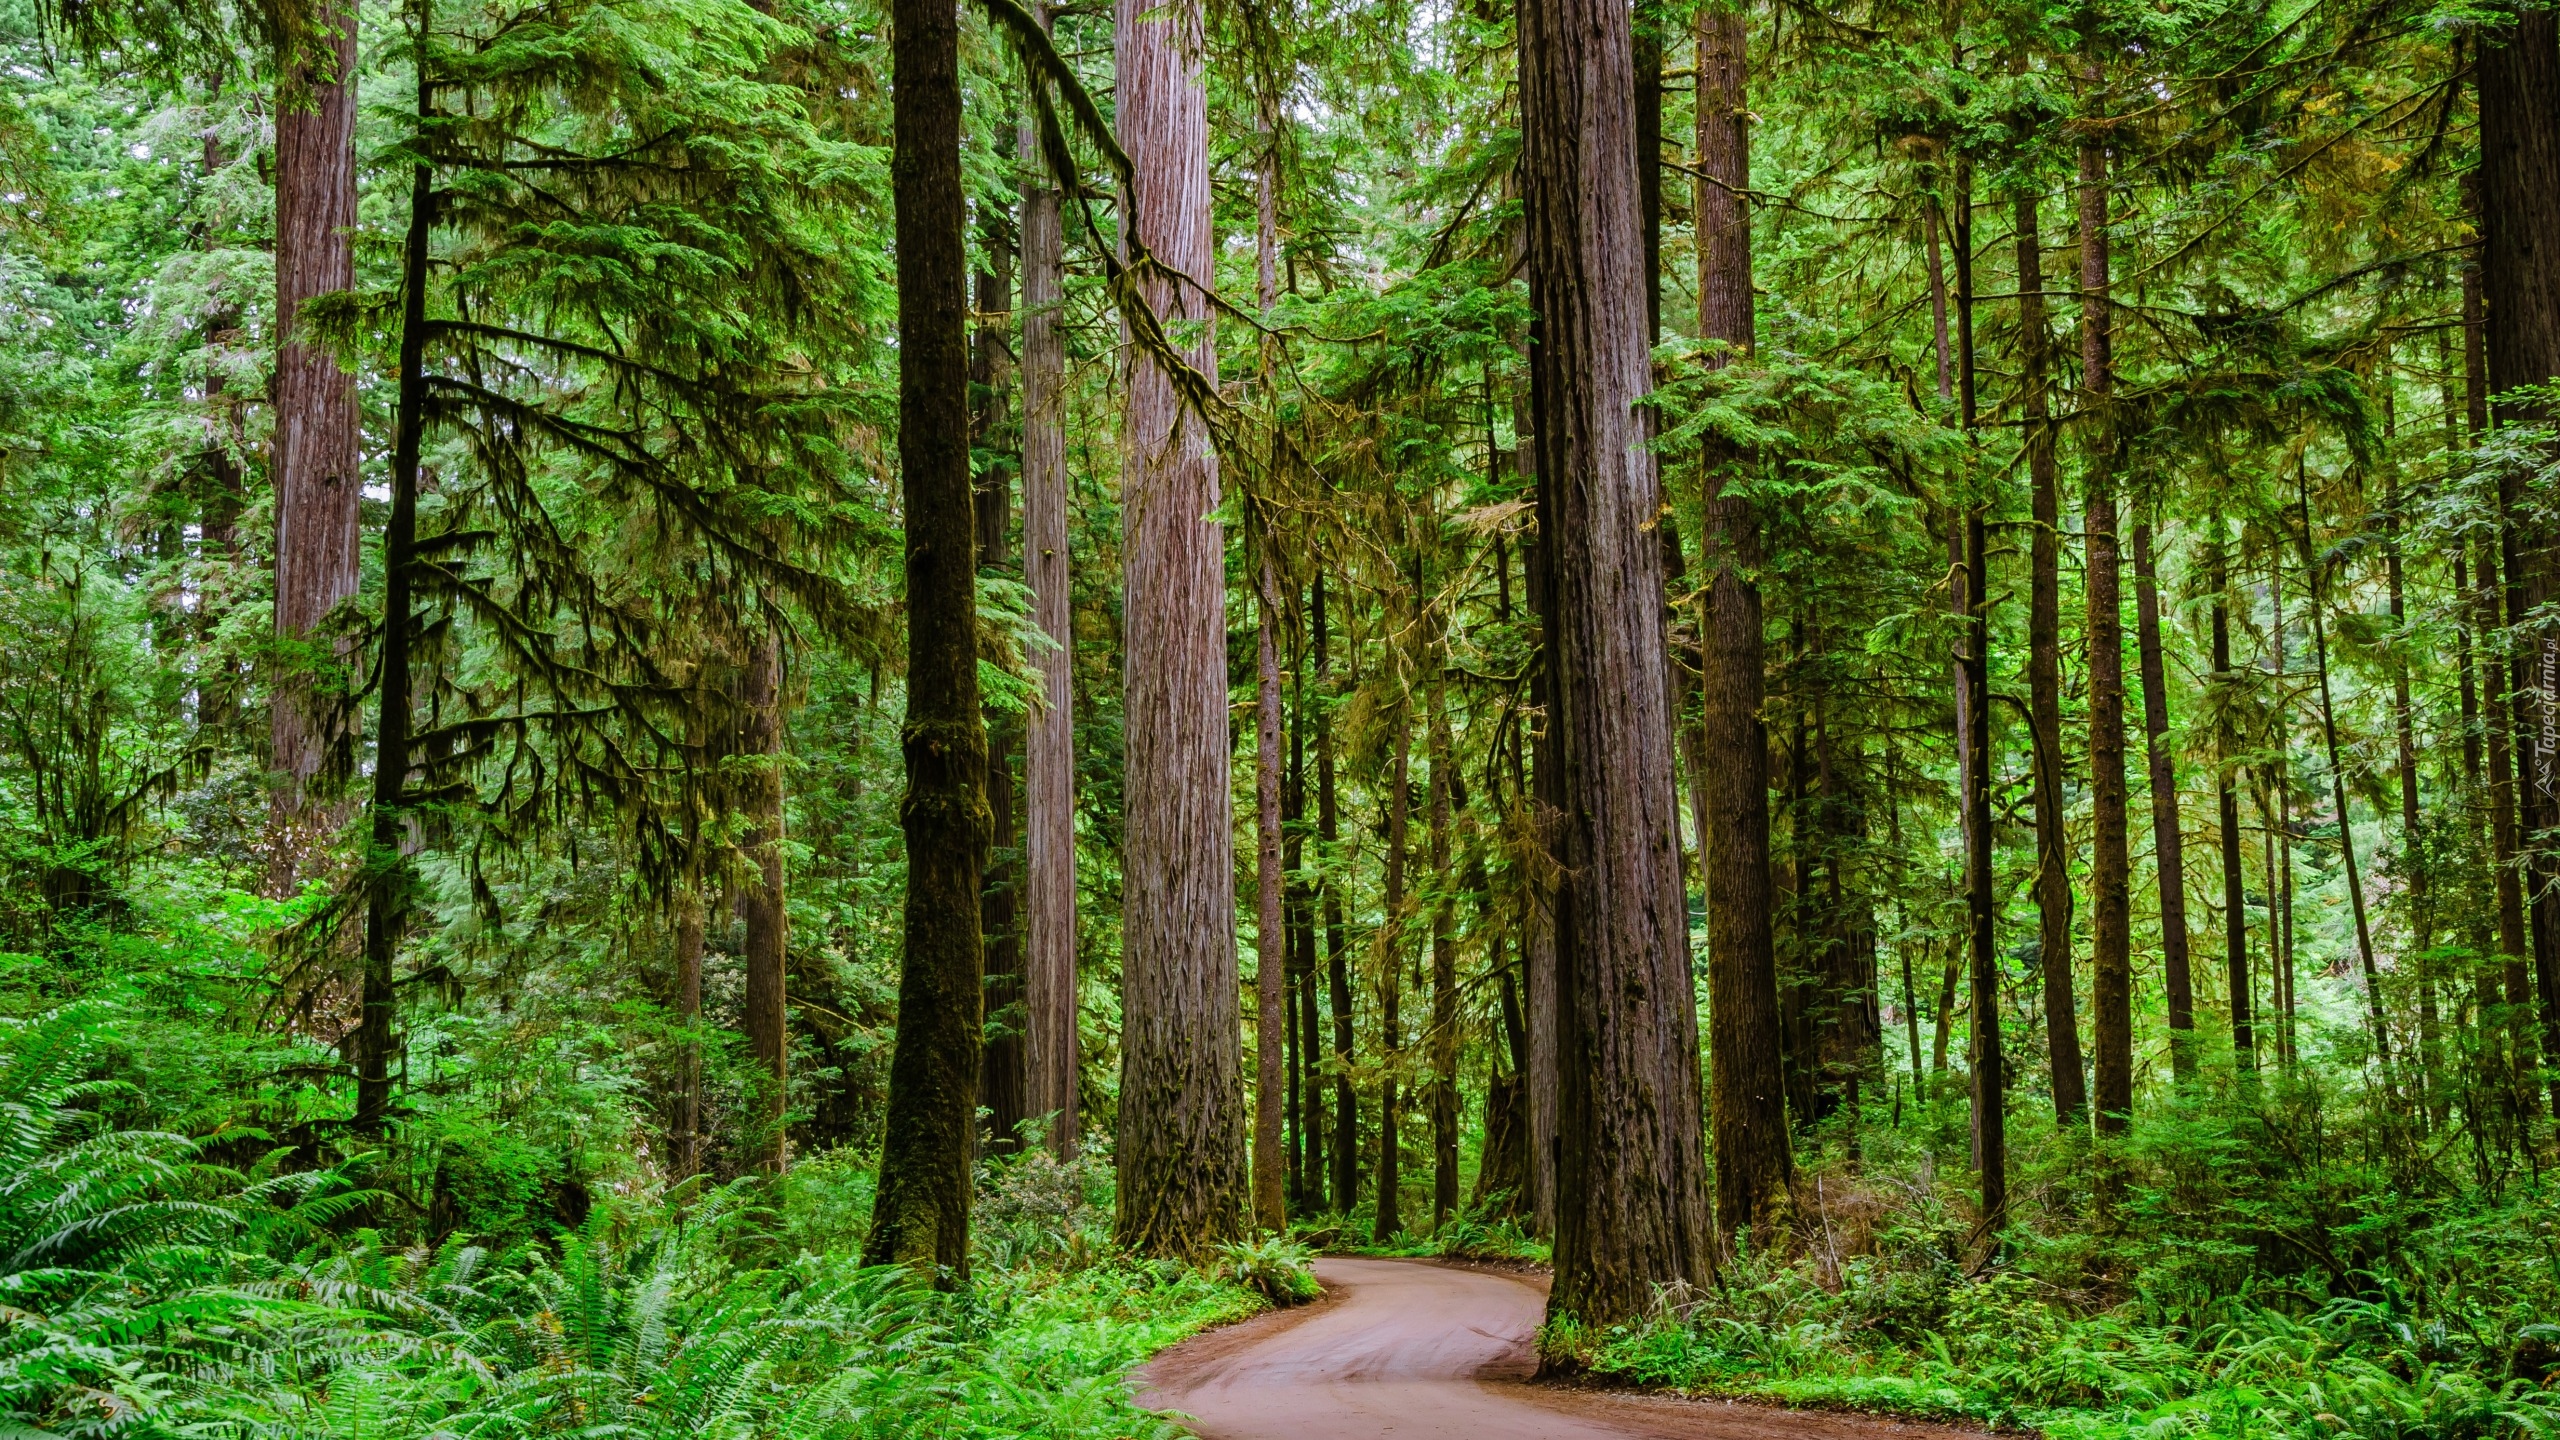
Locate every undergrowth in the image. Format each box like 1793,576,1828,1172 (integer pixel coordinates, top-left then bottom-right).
0,1006,1285,1440
1572,1077,2560,1440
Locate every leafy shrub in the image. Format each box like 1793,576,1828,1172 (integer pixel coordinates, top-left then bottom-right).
1217,1234,1321,1305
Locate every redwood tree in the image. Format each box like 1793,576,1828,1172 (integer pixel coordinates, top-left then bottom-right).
1520,0,1713,1319
1696,0,1790,1250
1113,0,1245,1258
866,0,988,1280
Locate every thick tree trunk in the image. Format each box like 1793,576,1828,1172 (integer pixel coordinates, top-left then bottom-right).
2131,520,2195,1080
355,115,432,1136
1695,0,1790,1254
866,0,987,1279
977,232,1029,1159
1113,0,1245,1257
1429,675,1460,1227
1255,561,1287,1231
2017,192,2086,1126
2080,134,2135,1141
737,633,790,1174
2211,539,2253,1071
1018,20,1079,1157
1520,0,1713,1319
2480,3,2560,1123
269,5,362,892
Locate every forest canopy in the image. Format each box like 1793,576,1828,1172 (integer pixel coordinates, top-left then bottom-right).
2,0,2559,1429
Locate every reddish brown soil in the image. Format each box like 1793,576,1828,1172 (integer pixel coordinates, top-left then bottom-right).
1135,1257,1997,1440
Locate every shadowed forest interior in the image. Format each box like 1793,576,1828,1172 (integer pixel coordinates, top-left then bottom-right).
3,0,2560,1431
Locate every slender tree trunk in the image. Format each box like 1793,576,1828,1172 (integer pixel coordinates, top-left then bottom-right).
1954,174,1999,1219
977,230,1029,1159
737,633,790,1174
269,4,362,892
1255,559,1287,1232
2270,565,2301,1067
2295,475,2395,1078
1520,0,1713,1318
2211,536,2253,1071
2018,191,2086,1126
1318,577,1359,1214
1289,665,1319,1209
672,878,705,1175
1018,11,1079,1156
2386,476,2439,1113
1933,944,1959,1073
1376,704,1411,1242
2132,519,2195,1080
2483,534,2534,1107
1695,0,1789,1254
355,101,432,1135
1429,673,1460,1227
1114,0,1244,1257
1965,504,2002,1228
2080,132,2135,1142
866,0,987,1278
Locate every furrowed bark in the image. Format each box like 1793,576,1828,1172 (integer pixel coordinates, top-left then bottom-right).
977,226,1028,1158
866,0,987,1280
1522,0,1713,1318
1112,0,1245,1258
269,2,362,892
1695,0,1790,1254
1019,9,1079,1157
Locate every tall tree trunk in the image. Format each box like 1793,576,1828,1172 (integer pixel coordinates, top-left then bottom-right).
2295,474,2394,1078
2018,191,2086,1126
2480,3,2560,1123
1376,703,1411,1242
1254,559,1287,1232
1018,11,1079,1156
1429,673,1460,1227
1695,0,1790,1254
1948,170,1999,1220
2211,535,2253,1071
977,228,1028,1159
2131,519,2195,1080
866,0,986,1278
355,99,432,1136
1520,0,1713,1319
1252,91,1289,1235
738,632,790,1174
1318,577,1359,1214
1113,0,1244,1257
2269,563,2301,1067
2386,475,2438,1113
1289,658,1319,1208
269,4,362,893
2080,131,2135,1142
1521,435,1561,1239
672,876,706,1176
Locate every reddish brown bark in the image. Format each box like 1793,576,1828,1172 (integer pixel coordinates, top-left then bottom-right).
1695,1,1789,1251
2131,520,2195,1080
1113,0,1245,1257
268,5,361,890
737,633,789,1174
1521,0,1712,1319
1018,7,1079,1156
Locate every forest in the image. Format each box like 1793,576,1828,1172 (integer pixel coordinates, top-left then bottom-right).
2,0,2558,1426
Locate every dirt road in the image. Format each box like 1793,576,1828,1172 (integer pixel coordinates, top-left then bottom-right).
1136,1257,1986,1440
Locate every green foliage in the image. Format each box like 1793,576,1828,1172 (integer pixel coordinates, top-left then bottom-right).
1215,1233,1320,1305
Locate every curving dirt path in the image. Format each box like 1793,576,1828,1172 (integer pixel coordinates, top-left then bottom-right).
1136,1257,1990,1440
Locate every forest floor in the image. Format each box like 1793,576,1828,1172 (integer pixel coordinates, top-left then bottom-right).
1137,1257,2003,1440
